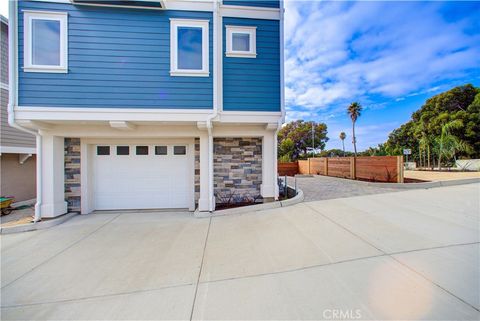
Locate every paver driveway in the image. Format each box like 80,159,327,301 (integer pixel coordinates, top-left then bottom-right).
1,184,479,320
286,175,402,202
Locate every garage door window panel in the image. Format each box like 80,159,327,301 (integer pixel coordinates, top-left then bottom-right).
136,146,149,155
155,146,168,155
117,146,130,155
174,146,187,155
97,146,110,155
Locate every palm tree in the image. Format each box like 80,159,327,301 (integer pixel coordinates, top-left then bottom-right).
339,132,347,156
435,120,471,170
347,102,362,157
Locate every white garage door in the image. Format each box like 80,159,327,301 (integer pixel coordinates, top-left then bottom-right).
94,144,191,210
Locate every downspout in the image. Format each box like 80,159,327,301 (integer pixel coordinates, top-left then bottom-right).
7,1,42,222
273,119,282,199
206,0,220,212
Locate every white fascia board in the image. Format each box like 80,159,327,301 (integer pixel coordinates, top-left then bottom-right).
220,5,280,20
0,146,37,154
40,124,205,138
14,106,214,122
164,0,214,12
218,111,282,124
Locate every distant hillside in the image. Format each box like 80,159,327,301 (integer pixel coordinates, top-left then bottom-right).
383,84,480,165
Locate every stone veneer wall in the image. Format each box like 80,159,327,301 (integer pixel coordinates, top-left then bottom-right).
213,137,262,203
194,138,200,204
64,138,81,212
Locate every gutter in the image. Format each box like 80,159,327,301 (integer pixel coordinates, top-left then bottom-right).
7,1,42,222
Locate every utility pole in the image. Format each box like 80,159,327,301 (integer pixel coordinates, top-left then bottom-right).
311,122,315,158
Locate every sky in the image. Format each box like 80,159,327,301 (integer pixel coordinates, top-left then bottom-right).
284,1,480,151
1,1,479,152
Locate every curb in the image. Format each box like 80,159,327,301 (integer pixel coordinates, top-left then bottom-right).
304,175,480,189
0,212,78,235
361,177,480,189
194,188,304,218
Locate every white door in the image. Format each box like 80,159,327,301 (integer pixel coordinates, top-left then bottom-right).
94,144,191,210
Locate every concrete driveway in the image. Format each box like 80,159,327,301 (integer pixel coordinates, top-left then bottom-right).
1,184,479,320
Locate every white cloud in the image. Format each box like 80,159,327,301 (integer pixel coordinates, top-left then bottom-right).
284,0,480,114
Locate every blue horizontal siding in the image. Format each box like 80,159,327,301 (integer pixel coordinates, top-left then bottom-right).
18,1,213,109
223,0,280,8
223,18,280,112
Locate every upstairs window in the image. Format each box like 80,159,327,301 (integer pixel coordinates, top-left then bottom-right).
170,19,209,77
226,26,256,58
23,11,68,73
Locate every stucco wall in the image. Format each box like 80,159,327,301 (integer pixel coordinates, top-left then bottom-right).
0,154,36,201
213,137,262,204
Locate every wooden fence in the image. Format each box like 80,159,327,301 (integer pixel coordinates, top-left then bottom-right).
278,161,299,176
280,156,404,183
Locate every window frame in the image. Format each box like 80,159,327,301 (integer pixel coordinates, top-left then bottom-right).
173,145,187,156
23,10,68,73
225,25,257,58
170,18,209,77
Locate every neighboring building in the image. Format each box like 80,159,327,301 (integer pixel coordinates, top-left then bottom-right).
0,14,37,203
9,0,284,218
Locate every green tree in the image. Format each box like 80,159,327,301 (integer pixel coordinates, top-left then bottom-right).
347,102,363,157
278,120,329,160
339,132,347,156
278,138,295,162
384,84,480,166
435,120,471,169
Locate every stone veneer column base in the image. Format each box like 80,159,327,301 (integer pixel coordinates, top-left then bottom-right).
213,137,262,204
65,138,81,213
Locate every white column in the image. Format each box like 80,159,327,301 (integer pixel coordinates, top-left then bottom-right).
198,131,210,212
80,141,94,214
40,134,67,218
261,130,276,200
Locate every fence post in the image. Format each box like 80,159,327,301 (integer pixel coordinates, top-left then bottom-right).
397,156,404,183
308,158,311,175
324,157,328,176
350,157,356,179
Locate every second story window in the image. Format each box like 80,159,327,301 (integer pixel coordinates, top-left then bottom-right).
23,11,68,73
170,19,209,77
226,26,257,58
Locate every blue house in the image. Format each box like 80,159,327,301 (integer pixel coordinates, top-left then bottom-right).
9,0,284,218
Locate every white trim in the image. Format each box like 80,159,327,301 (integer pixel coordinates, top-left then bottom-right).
15,106,213,113
14,107,214,122
0,83,8,90
220,111,282,116
217,112,282,124
170,19,209,77
225,25,257,58
27,0,281,19
23,11,68,73
220,5,281,20
0,146,37,154
164,0,213,12
13,107,282,124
